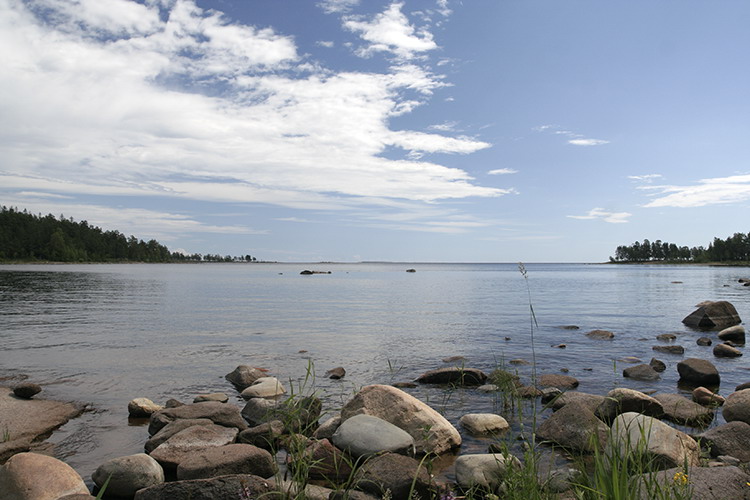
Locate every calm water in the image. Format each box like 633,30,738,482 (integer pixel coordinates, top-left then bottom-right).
1,262,749,483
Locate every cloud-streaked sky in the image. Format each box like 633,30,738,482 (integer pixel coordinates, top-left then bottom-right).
2,0,749,262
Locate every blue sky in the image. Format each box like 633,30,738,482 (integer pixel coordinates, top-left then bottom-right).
2,0,749,262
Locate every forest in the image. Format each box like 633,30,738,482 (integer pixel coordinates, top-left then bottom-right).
0,206,257,263
610,232,750,263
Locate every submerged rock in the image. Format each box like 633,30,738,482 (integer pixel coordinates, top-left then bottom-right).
585,329,614,340
682,300,741,330
652,393,714,427
415,367,487,386
677,358,720,386
623,364,660,381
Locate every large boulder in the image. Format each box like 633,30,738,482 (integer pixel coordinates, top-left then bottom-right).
537,402,609,453
652,393,714,427
677,358,720,386
352,453,433,499
224,365,266,391
148,402,248,436
454,453,521,490
607,413,700,470
682,300,741,330
176,443,276,480
332,414,415,458
133,474,273,500
718,325,746,343
635,466,750,500
0,452,89,500
415,367,487,386
149,424,239,471
723,389,750,425
91,453,164,498
340,384,461,454
595,388,664,422
699,421,750,461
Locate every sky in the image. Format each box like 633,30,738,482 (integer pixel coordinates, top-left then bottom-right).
2,0,750,262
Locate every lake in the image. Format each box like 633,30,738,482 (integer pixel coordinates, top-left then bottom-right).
1,262,749,483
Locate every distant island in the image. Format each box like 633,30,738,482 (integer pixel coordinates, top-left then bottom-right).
0,206,258,263
610,232,750,264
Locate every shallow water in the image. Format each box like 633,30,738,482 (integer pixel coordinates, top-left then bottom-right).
1,262,749,484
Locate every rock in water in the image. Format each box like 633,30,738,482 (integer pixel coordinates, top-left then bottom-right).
723,389,750,425
718,325,746,343
682,300,741,330
677,358,720,386
0,452,90,500
459,414,510,435
129,398,163,418
224,365,265,391
12,383,41,399
415,367,487,386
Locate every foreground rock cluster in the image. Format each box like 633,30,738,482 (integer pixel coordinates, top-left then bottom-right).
3,299,750,499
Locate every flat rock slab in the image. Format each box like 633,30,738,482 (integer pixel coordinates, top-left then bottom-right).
0,387,83,463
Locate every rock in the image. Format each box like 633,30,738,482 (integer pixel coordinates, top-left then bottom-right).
240,397,281,427
692,387,725,407
476,384,499,393
225,365,266,391
552,343,567,348
547,391,605,413
538,374,579,390
595,388,664,422
454,453,521,490
697,337,713,346
340,384,461,454
649,358,666,372
737,382,750,391
700,421,750,461
723,389,750,425
442,356,465,363
652,345,684,354
133,474,274,500
517,385,543,398
677,358,720,386
237,420,284,451
240,396,321,433
295,438,352,482
353,453,433,499
656,333,677,342
620,356,642,364
145,419,215,453
652,393,714,427
635,466,750,500
0,452,89,500
12,383,41,399
129,398,163,418
586,329,614,339
714,343,742,358
149,424,239,471
193,393,229,404
406,268,416,273
176,443,276,480
543,467,583,494
558,325,580,330
332,414,415,458
607,412,700,470
240,377,286,399
391,382,417,388
165,398,184,408
459,414,510,435
415,367,487,386
682,300,742,330
326,367,346,379
274,478,336,500
488,369,521,389
148,401,248,436
623,364,660,381
537,402,609,453
509,358,530,365
92,453,164,498
718,325,746,343
313,415,341,440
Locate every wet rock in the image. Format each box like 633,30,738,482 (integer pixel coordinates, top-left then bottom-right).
547,391,605,413
176,443,276,480
415,367,487,386
736,382,750,392
714,343,742,358
537,402,608,453
677,358,720,386
538,374,579,390
332,414,415,458
558,325,580,330
165,398,184,408
240,377,286,399
607,412,700,470
652,345,684,354
128,397,163,418
656,333,677,342
133,474,273,500
0,452,89,500
224,365,265,391
623,364,660,381
509,358,530,365
149,424,239,471
12,383,41,400
517,385,543,398
149,401,248,436
692,387,725,407
145,419,215,453
476,384,499,392
620,356,642,364
237,420,284,451
92,453,164,498
552,343,567,348
586,329,614,339
312,415,341,440
295,438,352,482
193,393,229,404
635,466,750,500
682,300,741,330
340,384,461,454
649,358,666,372
454,453,521,490
353,453,433,499
697,337,713,346
459,413,510,435
652,393,714,427
718,325,746,343
595,388,664,423
442,356,465,363
700,421,750,461
326,367,346,380
391,382,417,388
723,389,750,425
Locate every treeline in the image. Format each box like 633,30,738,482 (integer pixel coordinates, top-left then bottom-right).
0,206,258,263
610,232,750,263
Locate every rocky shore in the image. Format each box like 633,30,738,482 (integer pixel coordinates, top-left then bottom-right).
3,300,750,499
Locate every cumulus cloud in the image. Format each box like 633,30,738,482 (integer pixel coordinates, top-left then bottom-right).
488,168,518,175
640,174,750,208
567,208,631,224
318,0,360,14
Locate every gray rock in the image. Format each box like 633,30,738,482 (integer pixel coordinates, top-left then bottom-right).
718,325,746,343
133,474,273,500
586,329,614,339
224,365,265,391
237,420,284,451
12,383,41,399
415,367,488,386
454,453,521,490
326,367,346,379
145,419,215,453
652,393,714,427
656,333,677,342
149,424,239,471
353,453,433,499
240,377,286,399
652,345,685,354
459,413,510,435
0,452,89,500
635,466,750,499
193,393,229,404
700,421,750,461
538,374,579,390
649,358,666,372
294,438,352,482
546,391,605,413
176,443,276,480
697,337,713,346
714,343,742,358
240,397,282,426
723,389,750,425
682,300,742,330
595,388,664,422
736,382,750,392
677,358,720,386
332,414,415,458
537,402,608,453
312,415,341,440
623,364,660,381
476,384,500,393
148,401,248,436
92,453,164,497
692,387,725,407
129,397,163,418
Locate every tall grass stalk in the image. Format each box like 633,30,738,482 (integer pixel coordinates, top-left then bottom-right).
518,262,538,446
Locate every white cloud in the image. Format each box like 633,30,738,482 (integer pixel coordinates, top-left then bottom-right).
568,138,610,147
343,2,438,60
488,168,518,175
428,121,458,132
567,208,631,224
534,125,609,146
628,174,663,183
641,174,750,208
318,0,360,14
317,40,335,48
